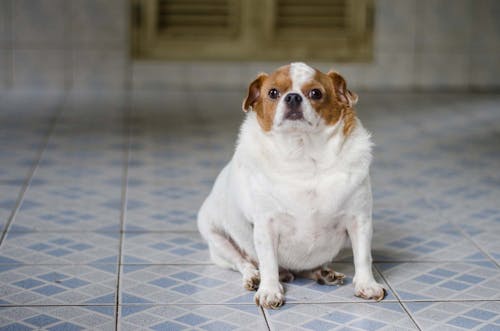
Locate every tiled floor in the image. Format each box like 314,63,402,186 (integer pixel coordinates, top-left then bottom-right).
0,90,499,330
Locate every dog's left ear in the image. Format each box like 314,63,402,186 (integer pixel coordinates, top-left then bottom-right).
327,71,358,107
242,73,268,113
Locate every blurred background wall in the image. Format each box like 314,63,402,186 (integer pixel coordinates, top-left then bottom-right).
0,0,499,92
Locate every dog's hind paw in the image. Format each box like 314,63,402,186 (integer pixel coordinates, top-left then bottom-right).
243,268,260,291
317,268,345,285
297,265,345,285
279,268,295,283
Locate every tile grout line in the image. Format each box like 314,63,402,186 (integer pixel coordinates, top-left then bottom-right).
452,223,500,269
424,192,500,268
114,91,132,330
422,194,499,268
0,93,67,246
373,264,422,331
399,301,426,331
1,299,500,309
424,194,500,269
115,13,133,323
260,307,272,331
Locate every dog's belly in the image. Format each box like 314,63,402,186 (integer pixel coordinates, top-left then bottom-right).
275,215,348,271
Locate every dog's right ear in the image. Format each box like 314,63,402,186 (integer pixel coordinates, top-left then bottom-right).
242,73,268,113
327,71,358,108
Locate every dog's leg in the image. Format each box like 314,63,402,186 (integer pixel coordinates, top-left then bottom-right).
346,216,386,301
208,229,260,291
295,263,345,285
253,219,285,309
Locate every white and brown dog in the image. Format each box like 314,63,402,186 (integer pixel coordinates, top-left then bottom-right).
198,62,385,309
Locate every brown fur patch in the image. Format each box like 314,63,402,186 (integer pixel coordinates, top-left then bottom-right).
324,70,358,135
302,71,343,126
302,69,356,135
341,107,357,136
242,73,267,112
211,226,257,267
245,65,292,132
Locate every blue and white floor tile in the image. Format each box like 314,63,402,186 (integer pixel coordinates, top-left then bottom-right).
264,303,418,330
125,183,201,232
369,222,490,262
0,150,39,184
125,206,198,232
466,232,500,265
405,301,500,331
283,264,396,303
0,264,117,305
0,94,61,175
0,92,499,330
122,232,209,264
0,186,18,232
119,304,267,331
119,265,250,305
0,306,115,331
378,262,500,301
34,154,125,184
119,264,395,305
11,182,123,232
0,231,119,264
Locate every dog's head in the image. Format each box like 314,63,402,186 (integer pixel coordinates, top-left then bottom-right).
242,62,358,135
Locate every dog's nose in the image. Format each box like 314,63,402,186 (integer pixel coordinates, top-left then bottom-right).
284,93,302,108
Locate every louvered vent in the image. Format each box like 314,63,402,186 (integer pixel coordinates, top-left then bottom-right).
157,0,235,37
276,0,347,37
132,0,373,61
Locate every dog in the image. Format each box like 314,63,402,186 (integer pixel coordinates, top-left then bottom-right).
197,62,385,309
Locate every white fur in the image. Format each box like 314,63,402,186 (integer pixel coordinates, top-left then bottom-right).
290,62,315,90
274,62,319,130
198,66,384,307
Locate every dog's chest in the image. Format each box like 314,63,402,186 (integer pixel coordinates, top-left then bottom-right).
275,209,347,270
272,163,348,216
262,161,352,269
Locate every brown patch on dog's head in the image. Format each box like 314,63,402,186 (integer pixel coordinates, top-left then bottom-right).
299,71,342,127
242,65,292,132
298,69,358,135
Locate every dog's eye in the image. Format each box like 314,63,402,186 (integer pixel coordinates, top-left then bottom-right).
309,89,323,100
268,88,280,100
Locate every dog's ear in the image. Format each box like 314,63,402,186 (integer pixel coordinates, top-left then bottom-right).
327,71,358,107
242,73,268,113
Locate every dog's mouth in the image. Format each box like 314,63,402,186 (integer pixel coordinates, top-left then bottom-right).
284,109,304,121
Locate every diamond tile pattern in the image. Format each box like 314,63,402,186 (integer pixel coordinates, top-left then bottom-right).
0,232,119,264
119,304,267,331
122,232,209,264
0,306,115,330
406,301,500,330
0,91,499,330
0,264,117,305
265,303,417,330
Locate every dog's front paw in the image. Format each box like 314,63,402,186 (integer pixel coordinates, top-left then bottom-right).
254,284,285,309
354,280,386,301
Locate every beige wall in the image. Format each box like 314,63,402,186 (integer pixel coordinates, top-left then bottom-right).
1,0,499,91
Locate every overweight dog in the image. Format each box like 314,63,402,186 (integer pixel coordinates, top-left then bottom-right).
198,63,385,309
